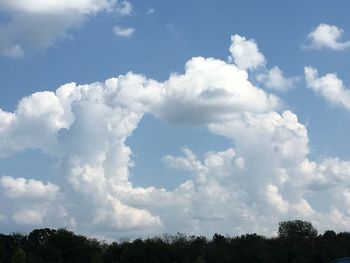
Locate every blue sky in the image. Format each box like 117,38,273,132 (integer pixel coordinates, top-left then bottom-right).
1,0,350,239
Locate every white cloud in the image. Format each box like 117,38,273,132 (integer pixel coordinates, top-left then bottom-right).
265,184,289,213
257,66,300,91
0,0,114,14
0,44,281,235
12,208,44,225
164,148,205,174
0,74,164,235
305,66,350,110
208,111,309,163
113,26,135,37
229,35,299,92
0,214,6,223
162,110,350,234
2,44,24,58
153,57,279,124
0,176,59,200
306,23,350,50
94,198,162,230
1,35,350,237
147,8,155,15
115,1,133,16
229,34,266,70
0,91,70,157
0,0,132,57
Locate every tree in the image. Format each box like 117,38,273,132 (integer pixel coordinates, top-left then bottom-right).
291,255,308,263
0,234,15,263
194,256,206,263
90,252,104,263
323,230,337,240
28,228,55,248
11,248,26,263
278,220,317,240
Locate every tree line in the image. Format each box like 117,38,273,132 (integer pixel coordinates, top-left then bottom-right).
1,220,349,263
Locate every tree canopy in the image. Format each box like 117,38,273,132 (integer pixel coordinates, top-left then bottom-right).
278,220,318,240
0,220,349,263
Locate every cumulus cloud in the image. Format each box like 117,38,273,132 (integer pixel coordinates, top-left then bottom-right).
1,35,350,237
0,72,168,235
257,66,300,91
115,1,133,16
0,176,59,200
113,26,135,37
229,34,266,70
229,35,299,91
153,57,279,124
164,148,205,173
306,23,350,50
0,0,113,14
12,208,45,225
208,111,309,163
0,91,70,158
305,66,350,110
0,0,132,57
163,110,350,234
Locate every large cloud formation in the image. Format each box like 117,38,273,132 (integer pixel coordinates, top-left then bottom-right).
1,35,350,238
0,0,132,57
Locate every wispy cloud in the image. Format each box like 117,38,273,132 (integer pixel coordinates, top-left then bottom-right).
115,0,133,16
113,26,135,37
147,8,155,15
257,66,300,91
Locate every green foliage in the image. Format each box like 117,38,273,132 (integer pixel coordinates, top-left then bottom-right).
27,228,55,248
90,252,104,263
291,255,308,263
278,220,318,240
0,234,15,262
1,220,350,263
11,248,26,263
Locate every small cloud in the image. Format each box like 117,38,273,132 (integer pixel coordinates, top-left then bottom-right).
305,66,350,110
305,23,350,50
229,34,298,91
0,214,6,223
113,26,135,37
257,66,300,92
115,1,132,16
229,34,266,70
147,8,155,15
2,44,24,58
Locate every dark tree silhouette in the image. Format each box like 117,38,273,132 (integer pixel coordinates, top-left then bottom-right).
1,220,349,263
11,248,26,263
278,220,318,240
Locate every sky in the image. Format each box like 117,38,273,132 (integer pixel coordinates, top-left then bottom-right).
1,0,350,239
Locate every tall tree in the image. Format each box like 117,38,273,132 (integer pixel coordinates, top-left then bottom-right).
278,220,317,240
